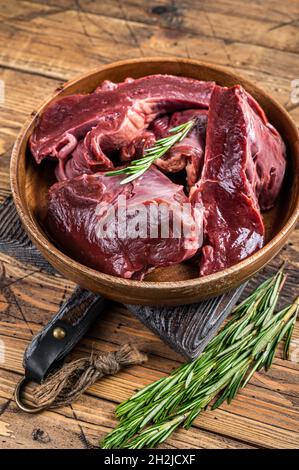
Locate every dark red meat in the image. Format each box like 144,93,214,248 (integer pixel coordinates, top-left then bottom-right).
30,75,215,181
153,109,208,188
46,167,201,279
150,115,171,139
191,85,285,276
30,74,286,280
242,96,286,211
120,131,156,162
119,109,208,188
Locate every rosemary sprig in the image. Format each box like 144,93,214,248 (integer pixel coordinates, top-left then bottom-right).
101,269,298,449
105,119,196,184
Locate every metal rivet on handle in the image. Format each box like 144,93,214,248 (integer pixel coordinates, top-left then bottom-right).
52,327,66,340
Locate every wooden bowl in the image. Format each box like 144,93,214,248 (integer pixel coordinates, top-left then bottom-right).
10,58,299,305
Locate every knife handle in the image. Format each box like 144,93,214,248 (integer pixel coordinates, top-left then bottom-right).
23,287,109,383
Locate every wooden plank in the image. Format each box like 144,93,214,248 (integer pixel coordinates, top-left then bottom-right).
0,397,92,449
0,251,298,366
0,68,60,202
22,0,299,24
8,0,299,53
1,331,298,408
0,250,298,451
0,1,298,81
0,366,297,448
0,370,255,449
193,408,299,449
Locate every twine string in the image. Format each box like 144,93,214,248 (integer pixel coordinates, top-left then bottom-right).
33,343,147,409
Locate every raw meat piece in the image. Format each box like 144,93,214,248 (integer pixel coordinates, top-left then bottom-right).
242,95,286,210
150,115,171,138
193,85,285,275
153,109,208,188
119,115,172,162
30,75,215,180
117,109,207,188
120,131,156,162
191,85,267,276
46,167,202,279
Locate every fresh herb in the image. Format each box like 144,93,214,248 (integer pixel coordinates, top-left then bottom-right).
101,269,298,449
105,119,196,184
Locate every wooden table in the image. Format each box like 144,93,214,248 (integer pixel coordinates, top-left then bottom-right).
0,0,298,449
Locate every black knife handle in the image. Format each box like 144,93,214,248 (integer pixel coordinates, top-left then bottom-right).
24,287,109,383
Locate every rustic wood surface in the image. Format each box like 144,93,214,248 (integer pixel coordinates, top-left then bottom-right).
0,0,298,449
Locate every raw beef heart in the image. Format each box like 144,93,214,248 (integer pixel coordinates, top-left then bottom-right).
191,85,285,276
46,167,202,279
30,75,215,181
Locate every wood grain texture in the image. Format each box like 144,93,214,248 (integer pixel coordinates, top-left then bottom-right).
0,0,298,449
129,285,246,359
